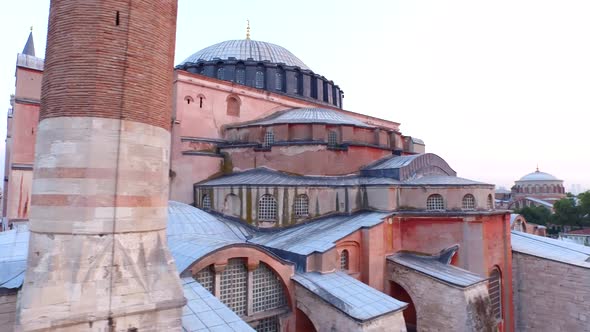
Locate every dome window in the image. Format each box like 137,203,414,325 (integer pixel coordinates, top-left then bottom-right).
327,131,338,147
340,250,349,271
487,194,494,210
426,194,444,211
227,96,240,117
202,194,211,210
275,72,283,91
217,67,225,80
236,69,246,85
258,194,277,221
489,267,503,321
462,194,475,210
255,71,265,88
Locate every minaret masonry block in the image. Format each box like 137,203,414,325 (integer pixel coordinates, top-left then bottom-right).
17,1,184,331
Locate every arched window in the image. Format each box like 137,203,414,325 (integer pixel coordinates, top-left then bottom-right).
216,67,225,80
462,194,475,210
487,194,494,210
426,194,444,210
263,129,274,148
202,194,211,210
340,250,349,271
236,68,246,84
275,72,283,91
327,131,338,147
294,194,309,218
227,96,240,116
193,259,287,332
489,268,502,321
184,96,194,105
255,71,265,88
294,72,302,95
224,194,241,217
258,194,277,221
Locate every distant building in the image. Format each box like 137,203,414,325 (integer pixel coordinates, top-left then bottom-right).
508,168,565,211
559,228,590,247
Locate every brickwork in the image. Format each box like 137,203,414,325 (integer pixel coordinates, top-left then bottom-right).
295,285,407,332
388,261,496,332
512,252,590,332
40,0,177,130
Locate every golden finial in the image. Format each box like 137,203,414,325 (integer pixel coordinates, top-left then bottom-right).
30,26,33,32
246,19,251,40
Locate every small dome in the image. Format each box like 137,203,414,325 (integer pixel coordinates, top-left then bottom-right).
180,39,310,70
518,170,560,181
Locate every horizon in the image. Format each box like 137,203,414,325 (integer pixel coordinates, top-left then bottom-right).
1,0,589,192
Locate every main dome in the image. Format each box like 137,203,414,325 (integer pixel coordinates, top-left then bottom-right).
180,39,310,70
518,170,560,182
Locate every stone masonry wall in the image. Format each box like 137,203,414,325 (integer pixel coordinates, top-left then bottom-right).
295,285,407,332
512,252,590,332
0,291,18,330
388,262,496,332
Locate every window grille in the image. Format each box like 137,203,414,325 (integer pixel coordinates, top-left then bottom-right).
217,67,225,80
252,263,287,313
258,194,277,221
202,194,211,210
327,131,337,147
462,194,475,210
294,73,301,94
489,268,502,320
426,194,444,210
275,73,283,91
263,130,274,147
236,69,246,84
254,316,279,332
255,71,265,88
219,259,248,316
340,250,349,271
487,194,494,210
193,265,214,294
294,195,309,218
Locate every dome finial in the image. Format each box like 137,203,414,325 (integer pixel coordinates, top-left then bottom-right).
246,19,251,40
536,163,539,172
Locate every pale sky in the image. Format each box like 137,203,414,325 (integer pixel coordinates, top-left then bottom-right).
1,0,589,191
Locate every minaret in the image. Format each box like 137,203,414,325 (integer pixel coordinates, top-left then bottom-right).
17,1,185,331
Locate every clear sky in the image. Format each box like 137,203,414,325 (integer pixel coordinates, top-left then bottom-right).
1,0,589,191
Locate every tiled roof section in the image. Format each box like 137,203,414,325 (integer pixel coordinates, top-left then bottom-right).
361,153,458,181
523,197,554,208
402,175,491,186
182,278,254,332
196,167,399,187
225,108,375,129
249,211,391,255
388,252,487,288
168,201,252,273
511,231,590,268
0,226,29,289
363,154,422,170
292,272,407,321
180,39,310,70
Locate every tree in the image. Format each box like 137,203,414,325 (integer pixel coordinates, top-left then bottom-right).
514,205,551,225
552,198,584,228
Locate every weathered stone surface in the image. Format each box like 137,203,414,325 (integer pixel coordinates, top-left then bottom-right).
513,252,590,332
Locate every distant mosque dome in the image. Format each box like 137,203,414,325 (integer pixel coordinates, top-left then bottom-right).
518,169,560,182
180,39,310,70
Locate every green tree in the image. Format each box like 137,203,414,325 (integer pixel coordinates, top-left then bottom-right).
552,198,584,227
515,205,551,225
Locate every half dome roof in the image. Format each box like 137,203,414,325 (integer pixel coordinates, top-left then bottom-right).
180,39,310,70
227,108,374,128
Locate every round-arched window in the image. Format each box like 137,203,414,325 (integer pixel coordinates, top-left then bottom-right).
462,194,476,210
489,267,502,321
340,250,349,271
426,194,444,210
202,194,211,210
258,194,277,221
294,194,309,218
487,194,494,210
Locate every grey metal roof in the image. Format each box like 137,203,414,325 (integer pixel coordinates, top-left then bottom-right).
0,226,29,289
182,278,254,332
388,252,487,288
511,231,590,268
196,167,399,187
22,31,35,56
249,211,391,255
292,272,406,322
226,108,374,129
518,170,561,182
168,201,252,273
402,175,491,186
363,154,422,170
180,39,310,70
523,197,554,208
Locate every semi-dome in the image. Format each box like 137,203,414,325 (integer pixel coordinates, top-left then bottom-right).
226,108,374,129
180,39,310,70
518,169,560,182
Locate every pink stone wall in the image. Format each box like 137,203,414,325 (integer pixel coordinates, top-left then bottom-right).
10,103,39,165
399,187,494,210
225,145,391,175
15,68,42,101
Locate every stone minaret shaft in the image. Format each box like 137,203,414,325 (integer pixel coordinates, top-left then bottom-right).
17,1,184,331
